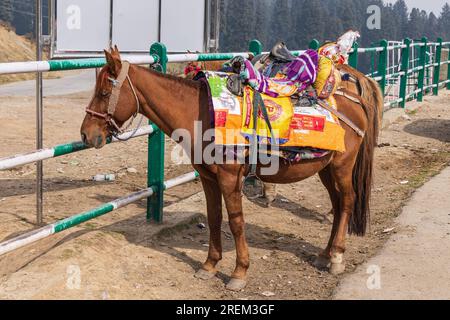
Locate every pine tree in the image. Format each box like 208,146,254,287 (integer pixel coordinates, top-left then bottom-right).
438,3,450,41
407,8,423,39
255,0,273,48
296,0,326,46
426,12,439,41
379,4,400,41
393,0,409,38
336,0,358,31
0,0,13,25
220,0,257,51
217,0,446,53
12,0,36,37
269,0,292,47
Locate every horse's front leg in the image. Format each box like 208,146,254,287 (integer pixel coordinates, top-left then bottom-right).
217,164,249,291
195,175,223,280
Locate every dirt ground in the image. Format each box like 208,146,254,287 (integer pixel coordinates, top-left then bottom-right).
0,89,449,300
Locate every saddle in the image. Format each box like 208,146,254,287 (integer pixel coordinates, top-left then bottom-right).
252,42,297,78
225,42,301,98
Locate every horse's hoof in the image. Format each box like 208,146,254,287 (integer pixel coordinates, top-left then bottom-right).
194,269,217,280
226,278,247,291
330,263,346,275
313,255,330,270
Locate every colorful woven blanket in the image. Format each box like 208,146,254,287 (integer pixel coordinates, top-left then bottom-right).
205,71,346,153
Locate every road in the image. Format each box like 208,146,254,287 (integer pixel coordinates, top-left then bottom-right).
0,70,96,97
334,166,450,299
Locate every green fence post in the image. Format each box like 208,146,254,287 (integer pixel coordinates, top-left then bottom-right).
249,39,263,57
433,38,443,95
309,39,320,50
348,42,359,69
377,39,388,97
417,37,428,102
447,43,450,90
147,42,167,223
399,38,411,108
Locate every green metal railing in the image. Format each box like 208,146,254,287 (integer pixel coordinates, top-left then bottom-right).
1,37,448,225
144,37,449,221
344,37,450,109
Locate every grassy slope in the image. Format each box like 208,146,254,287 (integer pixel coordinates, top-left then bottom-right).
0,24,73,85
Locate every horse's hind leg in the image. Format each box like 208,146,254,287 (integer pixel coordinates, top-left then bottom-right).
314,166,341,269
262,183,277,207
195,176,223,280
328,163,356,275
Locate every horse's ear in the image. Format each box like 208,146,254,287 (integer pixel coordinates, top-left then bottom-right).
111,45,121,59
104,48,122,77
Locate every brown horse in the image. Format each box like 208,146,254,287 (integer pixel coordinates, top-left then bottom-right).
80,47,383,291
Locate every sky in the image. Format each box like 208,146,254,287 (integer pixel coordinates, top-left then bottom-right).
384,0,449,15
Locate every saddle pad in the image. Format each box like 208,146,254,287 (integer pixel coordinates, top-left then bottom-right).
205,71,346,152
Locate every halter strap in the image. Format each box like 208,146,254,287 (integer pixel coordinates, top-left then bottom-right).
108,61,130,116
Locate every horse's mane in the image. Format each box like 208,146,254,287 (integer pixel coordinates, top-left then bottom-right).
137,65,203,90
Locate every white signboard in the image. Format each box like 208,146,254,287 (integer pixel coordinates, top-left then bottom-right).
160,0,206,52
52,0,211,57
56,0,110,52
111,0,160,52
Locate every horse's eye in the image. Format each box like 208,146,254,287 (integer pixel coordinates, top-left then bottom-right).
101,90,110,97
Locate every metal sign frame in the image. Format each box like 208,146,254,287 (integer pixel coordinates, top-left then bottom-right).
49,0,219,58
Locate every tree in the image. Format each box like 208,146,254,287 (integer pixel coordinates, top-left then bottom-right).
407,8,427,40
12,0,36,37
393,0,409,37
439,3,450,40
0,0,13,25
295,0,326,46
426,12,439,41
216,0,445,54
255,0,273,48
269,0,293,47
219,0,257,51
336,0,358,31
379,4,400,41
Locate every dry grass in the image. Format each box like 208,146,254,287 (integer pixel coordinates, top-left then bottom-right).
0,24,77,84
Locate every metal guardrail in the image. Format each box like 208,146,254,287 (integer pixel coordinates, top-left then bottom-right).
0,37,448,253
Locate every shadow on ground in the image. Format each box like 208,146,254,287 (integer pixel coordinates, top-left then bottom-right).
0,193,325,284
0,178,111,198
404,119,450,142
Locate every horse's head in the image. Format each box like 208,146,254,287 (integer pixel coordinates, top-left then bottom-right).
80,46,140,148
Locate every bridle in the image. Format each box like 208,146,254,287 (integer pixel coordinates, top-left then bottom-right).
85,61,143,140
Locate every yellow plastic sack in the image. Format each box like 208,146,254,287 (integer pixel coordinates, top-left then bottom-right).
313,56,341,99
241,86,293,144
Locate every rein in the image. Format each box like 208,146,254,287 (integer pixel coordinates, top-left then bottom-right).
85,61,143,140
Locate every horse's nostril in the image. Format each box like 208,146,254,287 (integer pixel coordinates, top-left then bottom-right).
81,133,87,144
95,135,103,147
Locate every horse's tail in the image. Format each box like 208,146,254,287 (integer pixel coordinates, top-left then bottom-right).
348,73,383,236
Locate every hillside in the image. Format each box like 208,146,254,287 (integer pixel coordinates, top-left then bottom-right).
0,24,64,85
0,24,37,84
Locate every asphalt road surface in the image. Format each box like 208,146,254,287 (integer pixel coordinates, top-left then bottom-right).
0,70,96,97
